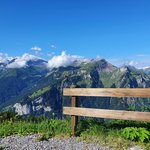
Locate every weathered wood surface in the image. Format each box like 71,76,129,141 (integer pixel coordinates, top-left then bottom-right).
71,96,78,136
63,107,150,122
64,88,150,98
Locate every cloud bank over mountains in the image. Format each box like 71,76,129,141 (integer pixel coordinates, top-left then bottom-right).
0,53,13,64
0,51,89,69
7,53,39,68
0,51,150,69
47,51,89,68
108,55,150,69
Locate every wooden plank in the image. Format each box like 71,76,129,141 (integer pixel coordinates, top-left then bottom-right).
71,96,78,136
63,107,150,122
63,88,150,98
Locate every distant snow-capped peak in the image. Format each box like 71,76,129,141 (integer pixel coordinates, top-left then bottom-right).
6,53,40,68
0,53,13,64
0,53,47,69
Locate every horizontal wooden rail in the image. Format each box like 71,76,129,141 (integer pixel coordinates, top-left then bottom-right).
64,88,150,98
63,88,150,136
63,107,150,122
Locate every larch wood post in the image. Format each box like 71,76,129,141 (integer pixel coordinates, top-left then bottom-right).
71,96,78,136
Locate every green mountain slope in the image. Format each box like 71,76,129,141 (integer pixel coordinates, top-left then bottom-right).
0,66,48,109
0,59,150,118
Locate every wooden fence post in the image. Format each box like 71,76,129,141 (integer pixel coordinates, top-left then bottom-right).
63,88,150,135
71,96,78,136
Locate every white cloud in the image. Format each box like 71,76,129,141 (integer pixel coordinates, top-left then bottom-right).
1,51,150,69
0,53,13,64
108,58,138,67
108,57,150,69
47,51,88,68
7,53,39,68
31,46,42,51
128,61,139,66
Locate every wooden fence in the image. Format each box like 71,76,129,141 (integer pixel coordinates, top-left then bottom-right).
63,88,150,136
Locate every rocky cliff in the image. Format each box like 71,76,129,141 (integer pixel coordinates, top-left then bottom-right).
0,59,150,118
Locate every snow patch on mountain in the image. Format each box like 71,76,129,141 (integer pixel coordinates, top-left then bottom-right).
6,53,40,68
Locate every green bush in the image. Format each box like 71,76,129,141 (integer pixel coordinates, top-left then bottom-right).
122,127,150,142
0,112,150,149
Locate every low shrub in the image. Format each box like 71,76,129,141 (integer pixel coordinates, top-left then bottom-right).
122,127,150,142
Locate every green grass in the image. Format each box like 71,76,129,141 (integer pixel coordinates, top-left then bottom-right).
29,86,50,99
0,112,150,150
77,119,150,150
0,119,71,138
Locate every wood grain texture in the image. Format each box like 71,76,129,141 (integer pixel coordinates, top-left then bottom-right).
71,96,78,136
63,107,150,122
63,88,150,98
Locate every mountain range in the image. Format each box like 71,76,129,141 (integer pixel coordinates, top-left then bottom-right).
0,56,150,118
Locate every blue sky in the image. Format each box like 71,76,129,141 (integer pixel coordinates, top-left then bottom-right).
0,0,150,68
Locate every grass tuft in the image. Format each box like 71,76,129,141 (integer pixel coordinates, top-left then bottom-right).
0,112,150,149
